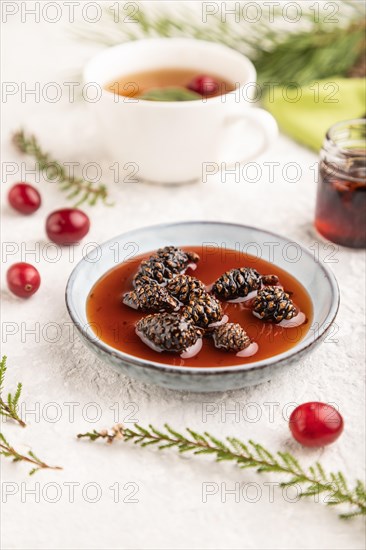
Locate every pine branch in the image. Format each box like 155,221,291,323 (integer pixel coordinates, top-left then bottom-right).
255,21,366,86
0,432,62,475
0,356,26,428
13,130,113,207
78,423,366,519
72,3,365,86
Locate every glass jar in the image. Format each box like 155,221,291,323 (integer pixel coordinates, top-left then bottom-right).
315,118,366,248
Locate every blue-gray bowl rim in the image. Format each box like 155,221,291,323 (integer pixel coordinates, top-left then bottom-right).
65,220,340,377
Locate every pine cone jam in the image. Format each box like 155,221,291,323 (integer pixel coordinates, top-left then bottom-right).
123,282,179,312
315,119,366,248
212,323,251,352
166,274,205,303
252,287,297,323
136,313,203,354
86,246,312,367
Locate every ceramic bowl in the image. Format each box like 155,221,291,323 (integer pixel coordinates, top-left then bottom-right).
65,222,339,392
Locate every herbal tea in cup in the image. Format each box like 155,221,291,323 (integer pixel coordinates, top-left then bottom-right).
84,38,278,184
105,68,236,101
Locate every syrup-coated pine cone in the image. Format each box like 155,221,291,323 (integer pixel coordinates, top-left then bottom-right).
156,246,200,270
123,283,179,312
134,247,200,286
182,292,223,328
133,257,174,286
252,286,297,323
136,313,202,353
212,267,262,300
261,274,280,286
212,323,251,352
166,274,205,304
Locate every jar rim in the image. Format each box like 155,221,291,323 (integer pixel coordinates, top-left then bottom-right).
325,118,366,152
322,118,366,183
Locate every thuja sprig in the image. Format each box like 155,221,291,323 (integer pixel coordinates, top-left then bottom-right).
78,423,366,519
0,356,26,428
13,130,113,207
0,432,62,476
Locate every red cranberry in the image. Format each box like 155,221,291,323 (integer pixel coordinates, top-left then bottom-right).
187,75,220,96
7,263,41,298
46,208,90,245
289,402,343,447
8,183,41,215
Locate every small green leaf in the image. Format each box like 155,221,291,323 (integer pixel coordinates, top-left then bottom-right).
164,424,185,440
135,424,151,436
0,432,9,446
149,425,169,439
186,429,208,444
340,510,366,519
204,433,228,451
139,87,201,102
141,439,159,447
280,477,304,487
158,442,177,450
194,448,216,455
0,356,7,393
316,462,327,481
12,383,22,409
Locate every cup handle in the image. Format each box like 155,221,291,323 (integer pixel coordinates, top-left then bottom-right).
220,108,278,166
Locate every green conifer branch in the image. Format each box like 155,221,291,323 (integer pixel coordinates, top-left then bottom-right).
0,356,26,428
72,2,365,86
78,423,366,519
13,130,113,207
0,432,62,475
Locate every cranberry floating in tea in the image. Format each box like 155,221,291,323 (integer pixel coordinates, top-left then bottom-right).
315,118,366,248
187,74,220,96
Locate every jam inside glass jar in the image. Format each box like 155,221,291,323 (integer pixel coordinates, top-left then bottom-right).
315,118,366,248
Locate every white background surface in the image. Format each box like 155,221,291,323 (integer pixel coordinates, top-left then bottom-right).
1,2,365,549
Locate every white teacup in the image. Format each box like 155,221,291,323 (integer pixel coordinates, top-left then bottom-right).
84,38,278,184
